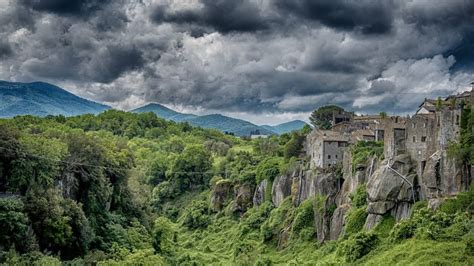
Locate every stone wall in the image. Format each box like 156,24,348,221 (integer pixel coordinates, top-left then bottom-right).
382,117,407,159
322,141,346,168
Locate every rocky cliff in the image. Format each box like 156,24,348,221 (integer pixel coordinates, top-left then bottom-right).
210,119,472,242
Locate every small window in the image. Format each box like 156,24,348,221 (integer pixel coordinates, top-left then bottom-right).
412,123,416,128
413,136,416,142
335,155,338,159
328,155,331,159
456,115,460,125
423,123,427,128
421,136,426,142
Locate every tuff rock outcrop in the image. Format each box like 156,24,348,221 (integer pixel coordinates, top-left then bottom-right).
210,179,233,212
233,183,254,213
365,154,416,228
253,179,268,207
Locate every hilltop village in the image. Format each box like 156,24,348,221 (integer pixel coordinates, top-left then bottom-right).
212,85,474,243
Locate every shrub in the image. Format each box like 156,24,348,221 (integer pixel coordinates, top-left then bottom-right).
260,198,294,242
180,200,211,229
292,199,315,238
152,181,176,205
344,207,368,237
243,202,274,229
152,217,176,255
439,185,474,214
255,157,282,183
389,207,467,242
284,132,305,159
372,215,395,238
351,141,383,171
350,186,367,208
338,231,378,262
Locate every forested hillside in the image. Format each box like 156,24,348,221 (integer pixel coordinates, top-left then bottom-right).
0,111,472,265
0,81,110,117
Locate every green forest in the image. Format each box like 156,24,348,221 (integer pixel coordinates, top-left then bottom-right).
0,110,472,265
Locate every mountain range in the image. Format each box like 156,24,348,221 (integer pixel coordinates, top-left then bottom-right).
132,103,307,136
0,81,110,117
0,81,307,135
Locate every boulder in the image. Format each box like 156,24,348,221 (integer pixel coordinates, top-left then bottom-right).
366,154,416,221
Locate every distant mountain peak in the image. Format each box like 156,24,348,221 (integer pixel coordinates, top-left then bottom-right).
0,80,110,118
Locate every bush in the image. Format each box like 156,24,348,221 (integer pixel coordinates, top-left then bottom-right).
255,157,282,183
284,132,305,159
260,198,294,242
152,217,176,255
180,200,211,229
152,181,176,205
351,141,383,170
243,202,274,229
344,207,368,237
292,199,315,238
349,186,367,208
372,215,395,238
389,207,467,242
439,185,474,214
338,232,378,262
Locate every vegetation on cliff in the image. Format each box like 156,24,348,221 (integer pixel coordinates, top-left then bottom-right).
0,111,472,265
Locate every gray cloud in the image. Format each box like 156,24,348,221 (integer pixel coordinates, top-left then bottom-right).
150,0,269,34
274,0,395,35
19,0,112,17
0,41,13,59
1,0,473,124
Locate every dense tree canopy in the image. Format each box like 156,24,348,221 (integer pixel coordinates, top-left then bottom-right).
309,105,345,129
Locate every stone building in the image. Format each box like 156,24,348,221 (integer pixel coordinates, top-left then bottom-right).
405,89,472,200
333,115,385,141
381,116,408,158
306,130,350,169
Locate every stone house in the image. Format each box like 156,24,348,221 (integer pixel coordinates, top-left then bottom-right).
381,116,408,158
306,130,350,169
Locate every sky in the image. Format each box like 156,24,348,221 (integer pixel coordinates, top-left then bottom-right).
0,0,473,125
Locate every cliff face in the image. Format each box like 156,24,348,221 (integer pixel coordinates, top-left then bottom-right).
209,109,472,242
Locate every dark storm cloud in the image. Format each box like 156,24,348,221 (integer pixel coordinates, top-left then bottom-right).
150,0,268,33
84,44,145,83
19,0,111,17
0,41,13,59
1,0,473,120
401,0,474,29
274,0,395,35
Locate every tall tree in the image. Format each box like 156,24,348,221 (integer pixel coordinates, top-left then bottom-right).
309,105,344,129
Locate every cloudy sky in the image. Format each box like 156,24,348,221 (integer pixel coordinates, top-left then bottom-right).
0,0,473,124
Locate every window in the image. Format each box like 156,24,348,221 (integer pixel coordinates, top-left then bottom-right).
335,155,338,159
456,115,460,125
412,123,416,128
413,136,416,142
328,155,331,159
421,136,426,142
423,122,427,128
